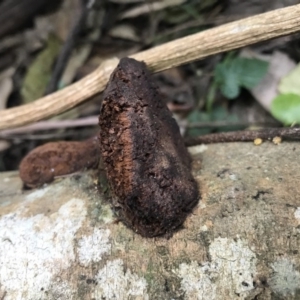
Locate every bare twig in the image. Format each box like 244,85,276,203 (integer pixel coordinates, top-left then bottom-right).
4,130,96,140
186,121,279,129
0,119,278,138
0,4,300,130
0,116,98,137
2,121,289,145
184,127,300,146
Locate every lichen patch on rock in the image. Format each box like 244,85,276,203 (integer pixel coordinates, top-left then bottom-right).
77,228,111,267
294,207,300,222
0,198,86,300
177,237,257,300
93,259,148,299
269,258,300,297
25,185,51,202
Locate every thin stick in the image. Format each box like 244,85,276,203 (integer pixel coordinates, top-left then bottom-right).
184,128,300,146
0,116,98,137
0,4,300,130
10,127,299,144
186,121,279,129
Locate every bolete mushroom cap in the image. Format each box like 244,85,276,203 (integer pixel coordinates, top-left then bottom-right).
99,57,199,237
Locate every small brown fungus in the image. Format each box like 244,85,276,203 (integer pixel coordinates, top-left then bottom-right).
99,57,199,237
19,136,99,188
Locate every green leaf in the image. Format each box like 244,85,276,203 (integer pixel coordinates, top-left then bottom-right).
186,107,241,136
220,76,240,99
214,63,240,99
211,106,230,120
279,63,300,96
271,93,300,125
206,81,217,111
211,106,240,132
213,56,268,100
21,35,61,103
186,110,211,136
236,58,269,89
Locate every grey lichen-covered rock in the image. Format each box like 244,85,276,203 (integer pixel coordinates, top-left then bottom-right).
1,142,300,299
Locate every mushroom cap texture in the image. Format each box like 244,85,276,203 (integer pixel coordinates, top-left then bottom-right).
19,137,99,188
99,57,199,237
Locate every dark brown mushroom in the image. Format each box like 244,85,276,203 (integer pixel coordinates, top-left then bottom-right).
99,57,199,237
19,136,99,188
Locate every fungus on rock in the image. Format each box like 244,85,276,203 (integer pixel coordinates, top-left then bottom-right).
19,137,99,188
99,57,199,237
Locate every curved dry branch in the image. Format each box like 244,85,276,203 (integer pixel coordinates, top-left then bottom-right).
1,4,300,130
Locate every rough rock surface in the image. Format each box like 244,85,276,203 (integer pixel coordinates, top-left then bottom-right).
0,142,300,299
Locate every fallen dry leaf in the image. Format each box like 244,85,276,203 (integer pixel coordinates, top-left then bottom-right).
0,67,14,110
109,24,140,42
0,68,14,151
119,0,187,19
21,35,61,103
109,0,143,3
60,43,92,88
46,0,81,41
